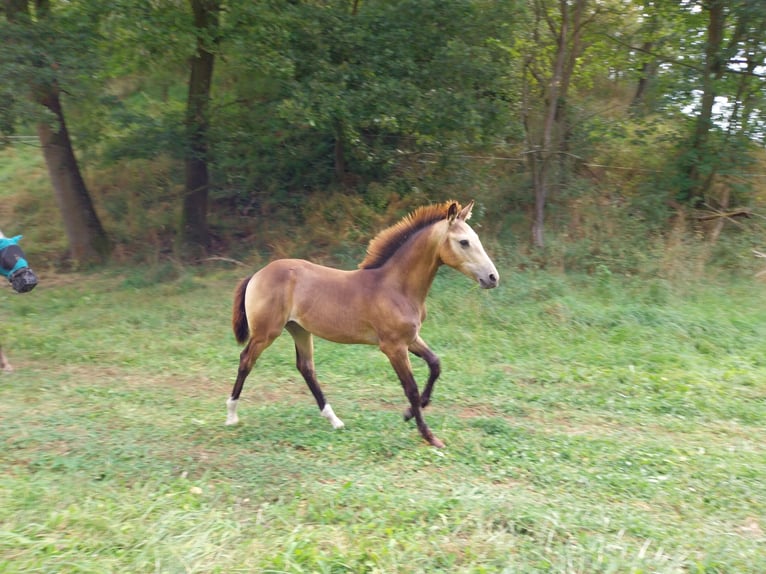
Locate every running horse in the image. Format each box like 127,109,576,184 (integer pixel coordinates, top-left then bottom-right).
227,200,498,447
0,231,38,371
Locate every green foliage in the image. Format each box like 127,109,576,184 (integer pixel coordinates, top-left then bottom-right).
2,0,766,271
0,1,113,136
88,0,520,202
1,269,765,571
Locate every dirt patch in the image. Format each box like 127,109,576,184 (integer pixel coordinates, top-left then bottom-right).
453,403,507,419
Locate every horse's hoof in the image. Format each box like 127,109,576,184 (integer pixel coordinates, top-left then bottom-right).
428,436,445,449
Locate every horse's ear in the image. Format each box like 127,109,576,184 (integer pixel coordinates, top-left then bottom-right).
457,200,474,221
447,202,459,223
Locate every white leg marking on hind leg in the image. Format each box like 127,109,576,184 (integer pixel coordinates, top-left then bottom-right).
321,404,345,429
226,397,239,425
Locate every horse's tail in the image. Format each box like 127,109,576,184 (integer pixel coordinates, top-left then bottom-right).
232,275,252,344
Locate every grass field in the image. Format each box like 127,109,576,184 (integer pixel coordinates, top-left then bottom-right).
1,264,764,573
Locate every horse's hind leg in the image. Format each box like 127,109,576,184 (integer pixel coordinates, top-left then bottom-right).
285,322,344,429
0,345,13,373
403,336,440,421
226,333,279,425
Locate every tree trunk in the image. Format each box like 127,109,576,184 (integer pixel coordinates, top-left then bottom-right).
707,184,729,244
180,0,220,258
630,42,655,110
630,2,662,112
555,0,586,188
334,120,346,181
684,0,725,204
36,90,110,264
6,0,110,264
530,158,547,249
527,0,571,249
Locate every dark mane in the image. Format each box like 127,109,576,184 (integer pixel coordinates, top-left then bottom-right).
358,201,459,270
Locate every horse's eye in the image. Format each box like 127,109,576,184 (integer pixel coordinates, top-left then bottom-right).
459,239,470,248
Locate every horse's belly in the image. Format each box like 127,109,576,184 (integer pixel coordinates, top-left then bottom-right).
292,309,379,345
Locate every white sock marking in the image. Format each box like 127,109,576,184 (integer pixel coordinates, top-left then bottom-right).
226,397,239,425
321,404,345,429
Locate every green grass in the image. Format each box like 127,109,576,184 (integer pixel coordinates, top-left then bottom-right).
1,266,765,573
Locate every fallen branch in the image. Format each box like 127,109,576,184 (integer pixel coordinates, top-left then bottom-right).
199,256,247,267
695,208,752,221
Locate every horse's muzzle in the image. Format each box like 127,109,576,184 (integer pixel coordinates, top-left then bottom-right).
10,267,38,293
479,273,499,289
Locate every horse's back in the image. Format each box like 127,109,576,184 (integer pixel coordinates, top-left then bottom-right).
250,258,357,294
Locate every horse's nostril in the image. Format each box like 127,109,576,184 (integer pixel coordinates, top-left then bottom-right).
489,273,497,283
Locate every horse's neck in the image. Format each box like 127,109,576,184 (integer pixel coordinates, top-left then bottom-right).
378,224,443,303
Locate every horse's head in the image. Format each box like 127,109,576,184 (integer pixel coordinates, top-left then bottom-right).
0,233,38,293
439,201,499,289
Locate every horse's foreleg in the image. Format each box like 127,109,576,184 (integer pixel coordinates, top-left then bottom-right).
404,336,440,421
0,346,13,373
286,322,344,429
227,334,275,425
382,344,444,448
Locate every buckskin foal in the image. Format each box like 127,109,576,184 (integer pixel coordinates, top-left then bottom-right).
226,200,498,447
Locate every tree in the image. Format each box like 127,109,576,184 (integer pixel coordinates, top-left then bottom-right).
519,0,592,248
680,0,766,205
214,0,517,199
683,0,727,205
179,0,220,257
0,0,110,264
627,3,669,112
